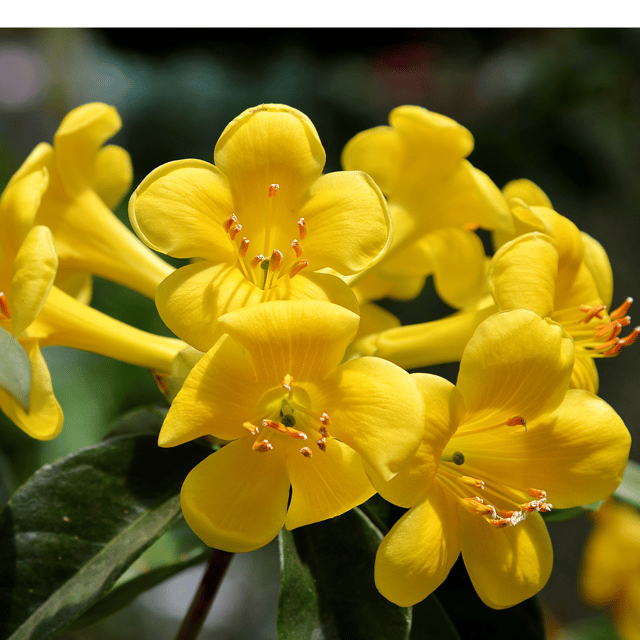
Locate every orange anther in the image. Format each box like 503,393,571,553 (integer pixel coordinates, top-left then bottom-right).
291,239,303,257
286,427,308,440
251,254,265,268
243,421,260,435
506,416,527,431
252,439,273,452
223,213,238,232
498,510,519,518
594,321,623,340
320,413,330,426
230,223,242,241
269,250,283,272
239,237,250,258
578,304,606,323
489,518,511,528
263,419,287,434
610,297,633,320
0,293,10,319
622,326,640,347
463,497,496,517
268,183,280,197
297,218,308,240
289,259,309,279
282,374,294,391
300,447,312,458
317,438,327,451
528,488,547,500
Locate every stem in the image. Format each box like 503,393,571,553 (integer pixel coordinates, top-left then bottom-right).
175,548,234,640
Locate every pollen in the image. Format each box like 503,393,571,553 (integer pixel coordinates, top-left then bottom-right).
252,439,273,452
300,446,313,458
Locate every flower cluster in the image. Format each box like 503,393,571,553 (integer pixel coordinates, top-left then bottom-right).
1,102,632,611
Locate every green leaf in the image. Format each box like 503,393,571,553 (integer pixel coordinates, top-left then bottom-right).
542,501,604,523
0,327,31,411
0,432,210,640
104,405,169,439
278,507,411,640
410,594,461,640
614,459,640,510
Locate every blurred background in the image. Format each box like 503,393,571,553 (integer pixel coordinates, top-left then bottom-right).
0,28,639,639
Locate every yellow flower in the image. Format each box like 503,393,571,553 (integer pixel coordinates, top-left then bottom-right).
8,102,174,302
159,300,425,552
341,105,511,306
129,104,390,353
373,309,630,609
581,500,640,640
0,169,184,440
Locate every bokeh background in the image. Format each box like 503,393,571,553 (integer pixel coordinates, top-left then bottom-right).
1,28,639,639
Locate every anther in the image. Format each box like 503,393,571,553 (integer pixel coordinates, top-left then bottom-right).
263,419,287,434
300,447,312,458
286,427,307,440
317,438,326,451
578,304,607,323
297,218,308,240
229,223,242,241
320,413,330,426
622,327,640,347
610,297,633,320
251,254,265,268
269,183,280,197
463,497,496,517
269,250,283,272
223,214,238,233
289,259,309,279
239,237,250,258
292,239,303,257
253,439,273,452
594,321,624,340
461,476,485,490
528,488,546,500
282,374,294,391
0,293,10,319
506,416,527,432
243,421,260,435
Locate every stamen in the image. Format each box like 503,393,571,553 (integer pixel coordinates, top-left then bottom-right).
297,218,308,240
263,418,287,434
229,223,242,241
239,237,250,258
610,297,633,320
289,259,309,279
243,421,260,435
594,320,624,340
320,413,330,426
269,250,283,272
300,447,312,458
253,439,273,452
578,304,607,323
316,439,326,452
463,497,497,518
461,476,485,490
223,213,238,232
268,183,280,198
455,415,527,437
251,254,265,268
292,239,304,257
286,427,307,440
282,374,294,391
0,293,10,319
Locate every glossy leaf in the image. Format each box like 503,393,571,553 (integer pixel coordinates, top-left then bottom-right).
0,327,31,411
278,507,411,640
0,432,210,640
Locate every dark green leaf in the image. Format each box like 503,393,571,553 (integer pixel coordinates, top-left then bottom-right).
410,594,461,640
104,405,169,439
0,432,210,640
614,459,640,510
278,507,411,640
0,327,31,411
542,501,604,523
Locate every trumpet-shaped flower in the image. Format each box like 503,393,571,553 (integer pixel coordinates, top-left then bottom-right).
129,104,390,352
8,102,174,301
159,300,425,552
373,309,630,609
581,500,640,640
341,105,511,307
0,168,184,440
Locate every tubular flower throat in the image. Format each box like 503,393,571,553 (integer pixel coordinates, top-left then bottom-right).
158,300,425,553
129,104,390,353
373,309,630,610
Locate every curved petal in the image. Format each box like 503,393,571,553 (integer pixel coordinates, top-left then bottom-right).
11,225,58,336
375,482,460,607
158,261,359,353
489,233,559,318
341,125,404,194
91,144,133,210
371,374,463,508
502,179,553,209
180,437,290,552
218,299,360,382
348,303,400,359
570,354,599,394
312,356,424,481
285,437,375,530
426,227,488,309
581,231,613,309
460,510,552,609
462,388,630,510
159,335,265,446
53,267,93,305
129,159,235,261
54,103,122,197
297,170,390,275
214,104,325,231
456,310,575,427
0,338,63,440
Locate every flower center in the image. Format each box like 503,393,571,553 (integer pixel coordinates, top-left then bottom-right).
558,297,639,358
437,415,552,528
221,184,309,292
244,374,330,459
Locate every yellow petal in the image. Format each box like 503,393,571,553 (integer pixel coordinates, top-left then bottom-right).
0,338,63,440
425,227,488,309
297,170,390,275
54,103,122,197
214,104,325,223
581,231,614,309
489,233,559,318
312,356,424,482
463,388,630,510
285,437,375,530
10,226,58,336
502,179,553,208
159,335,265,446
341,125,403,194
570,354,599,394
218,300,360,382
372,374,463,508
91,144,133,210
156,261,358,353
53,267,93,305
180,437,290,552
348,303,400,359
460,511,552,609
456,310,574,427
129,159,235,261
375,482,460,607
